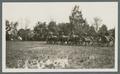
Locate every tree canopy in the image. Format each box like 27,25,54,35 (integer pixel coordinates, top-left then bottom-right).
5,5,114,42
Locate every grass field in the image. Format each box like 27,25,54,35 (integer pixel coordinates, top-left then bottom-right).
6,41,115,69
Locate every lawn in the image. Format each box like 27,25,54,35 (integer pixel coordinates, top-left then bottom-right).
6,41,115,69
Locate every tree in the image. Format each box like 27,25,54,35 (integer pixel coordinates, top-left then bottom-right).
69,5,86,36
108,28,115,38
18,28,35,41
57,23,71,35
81,19,90,36
108,28,115,46
98,24,108,36
17,29,24,38
5,20,18,40
6,20,11,40
11,22,18,40
34,22,47,41
88,25,96,36
93,17,102,32
27,30,35,41
47,21,58,35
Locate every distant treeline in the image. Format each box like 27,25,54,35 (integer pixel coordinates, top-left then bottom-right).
6,5,115,45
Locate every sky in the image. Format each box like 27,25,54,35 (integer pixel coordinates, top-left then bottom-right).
3,2,118,30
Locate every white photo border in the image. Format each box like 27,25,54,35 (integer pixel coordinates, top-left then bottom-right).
2,2,118,72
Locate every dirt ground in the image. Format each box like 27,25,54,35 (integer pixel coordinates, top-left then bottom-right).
6,41,115,69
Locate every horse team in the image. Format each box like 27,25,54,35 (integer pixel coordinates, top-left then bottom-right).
46,34,114,47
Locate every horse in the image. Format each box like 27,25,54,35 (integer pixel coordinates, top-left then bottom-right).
67,35,81,45
58,35,69,45
96,35,114,47
104,35,114,46
46,35,58,44
80,36,93,46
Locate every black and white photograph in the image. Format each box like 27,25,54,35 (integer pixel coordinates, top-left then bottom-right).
2,2,118,72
